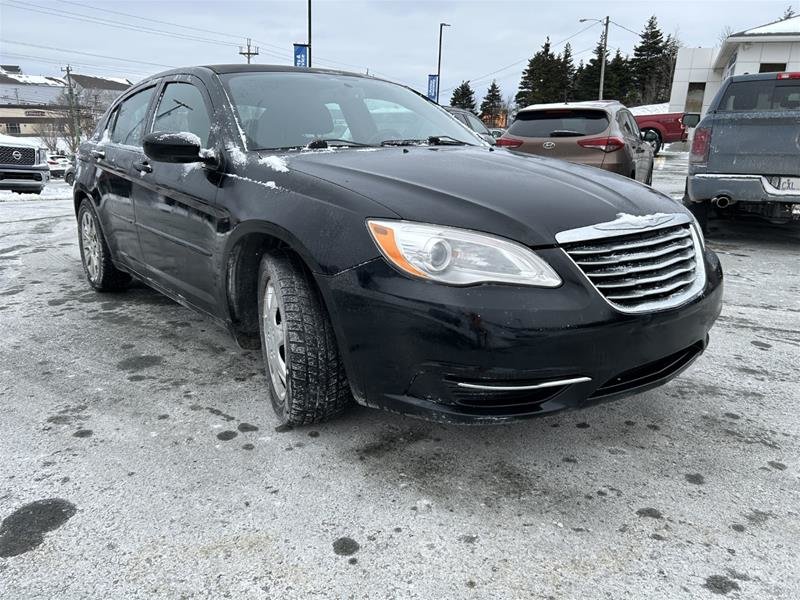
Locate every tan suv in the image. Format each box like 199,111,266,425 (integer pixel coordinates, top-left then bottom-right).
497,101,656,184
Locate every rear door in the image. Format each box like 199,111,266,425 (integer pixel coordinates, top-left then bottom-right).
506,108,610,169
132,76,223,314
618,109,651,182
707,77,800,176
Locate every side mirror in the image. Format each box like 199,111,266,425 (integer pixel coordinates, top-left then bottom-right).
643,130,659,142
143,131,208,163
682,113,700,128
479,133,497,146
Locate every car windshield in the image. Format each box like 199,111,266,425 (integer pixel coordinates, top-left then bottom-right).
220,71,481,150
508,109,610,138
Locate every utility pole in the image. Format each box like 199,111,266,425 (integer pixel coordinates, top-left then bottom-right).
598,16,610,100
239,38,260,64
436,22,450,104
307,0,312,67
61,65,80,152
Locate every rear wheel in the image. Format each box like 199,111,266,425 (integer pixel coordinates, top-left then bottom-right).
257,249,351,425
65,172,75,185
77,199,131,291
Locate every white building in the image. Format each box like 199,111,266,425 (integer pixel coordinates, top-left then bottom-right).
669,15,800,116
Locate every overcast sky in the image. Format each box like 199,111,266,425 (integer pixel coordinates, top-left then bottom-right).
0,0,790,101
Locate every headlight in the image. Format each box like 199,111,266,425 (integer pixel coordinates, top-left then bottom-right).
366,219,561,287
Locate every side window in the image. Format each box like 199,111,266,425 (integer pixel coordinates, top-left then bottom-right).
626,112,640,136
465,113,489,135
110,87,155,146
152,82,212,146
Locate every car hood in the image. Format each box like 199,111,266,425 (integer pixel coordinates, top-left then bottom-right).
267,146,686,247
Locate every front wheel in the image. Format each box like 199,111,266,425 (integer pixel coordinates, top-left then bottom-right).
77,199,131,291
257,249,351,425
64,172,75,185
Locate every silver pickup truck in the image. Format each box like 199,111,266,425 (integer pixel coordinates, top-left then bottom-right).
685,71,800,228
0,134,50,195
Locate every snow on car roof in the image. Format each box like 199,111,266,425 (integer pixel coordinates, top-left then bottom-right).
518,100,621,113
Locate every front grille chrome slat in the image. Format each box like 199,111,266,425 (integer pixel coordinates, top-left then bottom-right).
574,237,693,267
0,145,36,166
561,219,706,313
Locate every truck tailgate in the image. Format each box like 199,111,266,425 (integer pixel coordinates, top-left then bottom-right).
708,110,800,177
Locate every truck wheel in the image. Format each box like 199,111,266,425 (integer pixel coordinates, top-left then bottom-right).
257,249,351,425
77,199,131,291
644,129,662,156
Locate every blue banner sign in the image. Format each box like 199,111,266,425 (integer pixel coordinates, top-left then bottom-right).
427,74,439,101
293,44,309,68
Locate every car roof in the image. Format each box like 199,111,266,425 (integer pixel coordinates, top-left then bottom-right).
517,100,623,114
728,71,799,82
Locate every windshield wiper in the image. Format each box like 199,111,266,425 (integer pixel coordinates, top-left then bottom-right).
427,135,470,145
380,136,471,147
550,130,584,137
306,138,372,149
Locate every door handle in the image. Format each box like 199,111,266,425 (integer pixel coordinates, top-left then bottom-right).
91,149,105,159
133,160,153,173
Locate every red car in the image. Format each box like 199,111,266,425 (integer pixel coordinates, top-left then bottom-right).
633,109,689,156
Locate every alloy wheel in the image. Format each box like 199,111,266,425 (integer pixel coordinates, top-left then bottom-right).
81,211,100,282
263,280,288,403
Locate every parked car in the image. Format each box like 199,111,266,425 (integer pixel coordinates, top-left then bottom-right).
686,71,800,228
74,65,722,426
64,161,75,186
0,133,49,194
630,104,690,155
47,153,70,178
497,101,656,184
444,106,496,145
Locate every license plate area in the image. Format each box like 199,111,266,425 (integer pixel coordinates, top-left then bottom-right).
767,176,800,192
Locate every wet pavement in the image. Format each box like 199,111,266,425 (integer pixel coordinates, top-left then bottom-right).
1,162,799,598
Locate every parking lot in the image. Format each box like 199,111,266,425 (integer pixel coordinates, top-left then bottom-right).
1,154,799,599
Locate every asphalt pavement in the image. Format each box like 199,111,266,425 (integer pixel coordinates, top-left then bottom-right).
1,158,799,599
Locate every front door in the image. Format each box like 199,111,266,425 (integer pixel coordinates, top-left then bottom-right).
619,109,651,182
132,77,223,314
95,85,157,268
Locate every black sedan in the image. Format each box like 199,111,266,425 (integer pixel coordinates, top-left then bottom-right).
73,65,723,425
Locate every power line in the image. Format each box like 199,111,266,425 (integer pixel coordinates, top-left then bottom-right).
0,39,175,69
0,51,152,77
439,21,601,95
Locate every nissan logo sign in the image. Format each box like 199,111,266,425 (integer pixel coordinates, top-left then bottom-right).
542,142,555,150
12,150,22,161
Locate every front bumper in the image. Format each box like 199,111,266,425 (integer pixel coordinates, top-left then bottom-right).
318,247,724,424
0,165,50,190
688,173,800,204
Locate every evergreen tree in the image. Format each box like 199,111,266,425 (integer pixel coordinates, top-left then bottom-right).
556,43,577,102
515,38,562,107
603,49,631,102
480,80,503,124
630,16,668,104
450,81,476,111
573,39,606,101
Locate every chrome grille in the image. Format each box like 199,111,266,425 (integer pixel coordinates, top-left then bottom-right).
561,218,705,313
0,145,36,165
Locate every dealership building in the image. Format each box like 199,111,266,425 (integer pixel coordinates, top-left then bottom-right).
669,15,800,115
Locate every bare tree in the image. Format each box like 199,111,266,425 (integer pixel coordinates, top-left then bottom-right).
32,122,63,152
783,5,796,20
718,26,733,46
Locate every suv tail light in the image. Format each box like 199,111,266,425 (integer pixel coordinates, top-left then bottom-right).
495,137,523,148
777,72,800,80
577,136,624,152
690,127,712,164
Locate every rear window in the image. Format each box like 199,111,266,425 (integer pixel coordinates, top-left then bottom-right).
718,80,800,111
508,109,609,138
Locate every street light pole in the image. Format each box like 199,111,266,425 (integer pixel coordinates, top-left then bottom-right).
436,22,450,104
598,16,610,100
307,0,312,67
579,16,611,100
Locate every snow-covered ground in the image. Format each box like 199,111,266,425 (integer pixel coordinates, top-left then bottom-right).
0,180,74,202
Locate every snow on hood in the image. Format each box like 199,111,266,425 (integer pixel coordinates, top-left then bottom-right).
0,134,39,148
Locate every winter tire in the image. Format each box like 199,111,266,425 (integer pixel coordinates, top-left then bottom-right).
77,199,131,291
257,249,351,425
